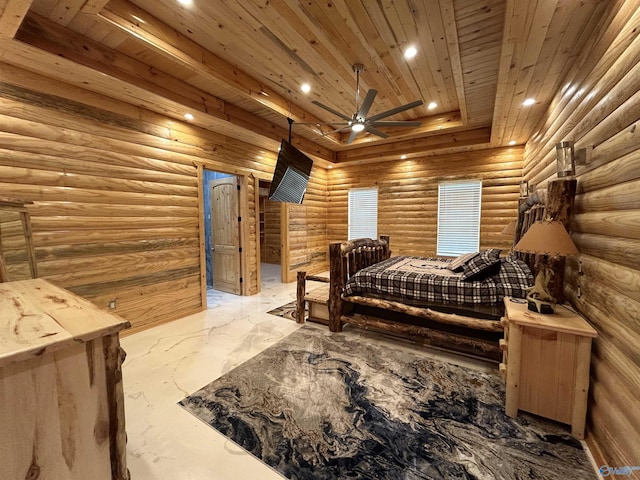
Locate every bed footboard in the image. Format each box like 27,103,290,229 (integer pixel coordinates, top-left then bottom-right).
328,236,390,332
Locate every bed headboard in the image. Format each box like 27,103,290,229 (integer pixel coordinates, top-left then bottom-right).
334,236,391,281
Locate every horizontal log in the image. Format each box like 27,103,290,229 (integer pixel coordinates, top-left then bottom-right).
33,227,198,247
117,295,203,330
571,210,640,239
29,202,198,218
30,216,198,231
343,295,503,332
575,178,640,213
342,313,501,361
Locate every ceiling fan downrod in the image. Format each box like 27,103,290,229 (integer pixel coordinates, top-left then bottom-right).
353,63,365,115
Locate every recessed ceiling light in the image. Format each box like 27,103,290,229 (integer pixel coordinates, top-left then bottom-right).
404,46,417,60
509,140,517,146
427,102,437,110
523,98,536,106
184,113,194,120
301,83,311,93
401,155,407,159
177,0,192,5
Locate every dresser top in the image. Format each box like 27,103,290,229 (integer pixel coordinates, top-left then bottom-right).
504,297,598,338
0,278,130,368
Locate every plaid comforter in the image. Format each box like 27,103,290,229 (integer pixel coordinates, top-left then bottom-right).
343,256,533,306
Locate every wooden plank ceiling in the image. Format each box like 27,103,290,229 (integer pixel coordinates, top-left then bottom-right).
0,0,606,165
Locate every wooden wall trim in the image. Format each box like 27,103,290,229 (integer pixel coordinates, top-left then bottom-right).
196,164,207,309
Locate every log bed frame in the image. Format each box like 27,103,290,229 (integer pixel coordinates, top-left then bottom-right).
296,178,577,362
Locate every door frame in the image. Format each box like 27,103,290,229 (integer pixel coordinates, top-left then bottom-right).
194,162,260,310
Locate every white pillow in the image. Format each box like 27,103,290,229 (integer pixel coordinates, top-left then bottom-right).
447,251,480,272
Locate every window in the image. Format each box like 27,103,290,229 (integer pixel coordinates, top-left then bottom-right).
437,180,482,256
348,187,378,240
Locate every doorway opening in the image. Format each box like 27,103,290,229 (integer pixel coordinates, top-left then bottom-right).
258,180,283,289
203,169,242,300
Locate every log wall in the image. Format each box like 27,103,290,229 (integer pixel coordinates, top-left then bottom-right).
285,168,329,280
327,147,523,256
522,4,640,469
261,197,281,265
0,62,328,330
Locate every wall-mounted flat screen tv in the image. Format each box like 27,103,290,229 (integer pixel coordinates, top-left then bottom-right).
268,140,313,204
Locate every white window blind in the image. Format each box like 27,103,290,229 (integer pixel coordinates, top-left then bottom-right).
437,180,482,256
348,187,378,240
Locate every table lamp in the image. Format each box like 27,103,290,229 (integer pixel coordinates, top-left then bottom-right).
514,219,578,314
501,220,516,236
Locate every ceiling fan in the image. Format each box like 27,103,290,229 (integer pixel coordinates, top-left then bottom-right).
311,64,424,144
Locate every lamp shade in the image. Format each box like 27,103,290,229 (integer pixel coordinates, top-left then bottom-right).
514,220,578,256
501,220,516,235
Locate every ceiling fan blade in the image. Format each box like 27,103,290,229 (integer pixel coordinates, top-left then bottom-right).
345,129,359,144
370,121,422,127
311,100,353,122
357,89,377,119
295,122,350,126
367,99,424,122
364,126,389,139
328,126,353,135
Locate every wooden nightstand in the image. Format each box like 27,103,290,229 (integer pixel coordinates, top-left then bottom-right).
500,297,597,439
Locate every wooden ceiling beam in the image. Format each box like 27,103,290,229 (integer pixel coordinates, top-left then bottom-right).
99,0,341,143
13,14,335,162
335,127,491,163
439,0,468,125
0,0,33,38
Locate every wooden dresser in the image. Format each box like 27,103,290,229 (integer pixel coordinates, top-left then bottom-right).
500,297,597,439
0,279,130,480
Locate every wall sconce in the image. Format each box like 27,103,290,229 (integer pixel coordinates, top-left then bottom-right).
556,141,575,177
519,180,529,197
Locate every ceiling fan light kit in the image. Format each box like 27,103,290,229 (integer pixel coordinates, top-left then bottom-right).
311,64,423,144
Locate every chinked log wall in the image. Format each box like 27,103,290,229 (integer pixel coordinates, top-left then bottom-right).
326,147,524,256
0,62,328,330
522,3,640,468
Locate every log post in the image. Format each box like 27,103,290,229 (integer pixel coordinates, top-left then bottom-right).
380,235,390,258
296,271,306,324
328,242,343,332
546,178,577,304
103,334,130,480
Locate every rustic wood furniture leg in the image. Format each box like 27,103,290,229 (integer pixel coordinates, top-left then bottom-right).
296,271,306,324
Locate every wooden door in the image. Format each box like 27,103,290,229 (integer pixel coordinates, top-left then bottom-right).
210,177,241,294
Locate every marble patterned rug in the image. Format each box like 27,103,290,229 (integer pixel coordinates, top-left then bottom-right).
179,326,597,480
266,300,304,321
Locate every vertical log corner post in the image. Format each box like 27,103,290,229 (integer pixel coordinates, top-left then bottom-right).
328,242,344,332
546,178,577,304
